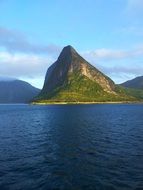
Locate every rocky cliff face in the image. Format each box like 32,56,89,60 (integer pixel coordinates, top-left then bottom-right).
36,45,135,102
41,45,115,96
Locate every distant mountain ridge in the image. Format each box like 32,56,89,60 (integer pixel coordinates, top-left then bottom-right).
0,80,40,103
121,76,143,89
35,45,135,103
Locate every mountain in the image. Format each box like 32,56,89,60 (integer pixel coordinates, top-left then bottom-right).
121,76,143,89
35,45,136,103
0,80,40,103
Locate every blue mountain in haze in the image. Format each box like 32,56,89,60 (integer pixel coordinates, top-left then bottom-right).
0,79,40,103
121,76,143,90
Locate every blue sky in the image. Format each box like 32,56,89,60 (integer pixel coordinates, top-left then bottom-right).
0,0,143,88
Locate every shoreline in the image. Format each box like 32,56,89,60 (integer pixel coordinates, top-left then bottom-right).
32,101,143,105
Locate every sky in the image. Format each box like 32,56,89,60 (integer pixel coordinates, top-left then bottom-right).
0,0,143,88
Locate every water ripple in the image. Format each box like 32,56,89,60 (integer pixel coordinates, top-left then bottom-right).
0,104,143,189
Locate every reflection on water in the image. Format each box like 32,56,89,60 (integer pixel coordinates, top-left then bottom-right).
0,104,143,189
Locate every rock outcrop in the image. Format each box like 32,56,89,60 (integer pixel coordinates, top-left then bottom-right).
36,45,134,102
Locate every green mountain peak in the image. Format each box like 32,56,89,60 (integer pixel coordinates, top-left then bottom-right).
35,45,137,103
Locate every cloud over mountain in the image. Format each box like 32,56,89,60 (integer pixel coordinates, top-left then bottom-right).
0,26,143,86
0,51,54,78
82,46,143,83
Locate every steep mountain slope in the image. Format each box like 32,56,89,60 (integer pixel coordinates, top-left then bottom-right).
35,45,136,103
121,76,143,89
0,80,40,103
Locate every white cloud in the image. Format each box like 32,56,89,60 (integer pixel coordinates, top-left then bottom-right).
83,46,143,61
99,64,143,76
0,51,54,78
0,27,63,88
82,46,143,84
100,64,143,84
1,46,140,82
84,49,129,60
0,39,143,87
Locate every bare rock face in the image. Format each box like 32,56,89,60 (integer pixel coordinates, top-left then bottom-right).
41,45,116,96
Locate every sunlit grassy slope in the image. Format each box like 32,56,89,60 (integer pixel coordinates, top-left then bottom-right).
34,73,140,103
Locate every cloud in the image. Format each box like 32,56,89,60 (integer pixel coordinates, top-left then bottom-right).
83,46,143,61
82,46,143,83
1,45,141,80
83,49,129,60
0,51,54,78
99,64,143,84
0,26,143,86
0,27,61,55
0,27,62,88
99,64,143,76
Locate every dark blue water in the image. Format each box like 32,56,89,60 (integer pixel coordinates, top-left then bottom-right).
0,104,143,190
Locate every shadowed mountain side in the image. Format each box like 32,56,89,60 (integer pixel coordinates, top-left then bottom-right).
34,45,139,103
121,76,143,90
0,80,40,103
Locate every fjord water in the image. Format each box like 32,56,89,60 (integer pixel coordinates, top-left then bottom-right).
0,104,143,190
